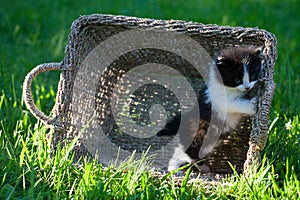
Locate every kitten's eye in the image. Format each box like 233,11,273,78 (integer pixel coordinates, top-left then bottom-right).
250,74,258,81
234,78,241,85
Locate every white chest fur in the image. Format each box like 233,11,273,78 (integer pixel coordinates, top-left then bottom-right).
207,67,254,132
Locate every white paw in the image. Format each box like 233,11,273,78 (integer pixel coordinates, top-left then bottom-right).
168,163,180,172
167,159,191,172
168,146,192,172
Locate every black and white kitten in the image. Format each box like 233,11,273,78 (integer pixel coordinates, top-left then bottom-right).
157,46,264,172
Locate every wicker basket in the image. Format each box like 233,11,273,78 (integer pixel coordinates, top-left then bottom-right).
23,14,277,174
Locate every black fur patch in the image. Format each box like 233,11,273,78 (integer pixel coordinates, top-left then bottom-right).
215,46,263,87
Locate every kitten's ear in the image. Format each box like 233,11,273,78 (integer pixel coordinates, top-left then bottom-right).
214,55,226,65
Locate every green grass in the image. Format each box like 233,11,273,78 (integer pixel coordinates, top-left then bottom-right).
1,0,299,199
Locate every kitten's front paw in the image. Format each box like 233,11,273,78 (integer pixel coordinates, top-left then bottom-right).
249,97,258,115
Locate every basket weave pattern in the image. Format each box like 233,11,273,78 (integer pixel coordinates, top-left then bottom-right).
23,14,277,174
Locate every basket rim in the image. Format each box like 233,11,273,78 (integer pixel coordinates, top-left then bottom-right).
63,14,277,68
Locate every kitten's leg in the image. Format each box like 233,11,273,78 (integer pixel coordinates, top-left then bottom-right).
168,144,193,171
226,97,257,115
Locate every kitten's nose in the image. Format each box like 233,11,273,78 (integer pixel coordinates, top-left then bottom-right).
243,82,251,91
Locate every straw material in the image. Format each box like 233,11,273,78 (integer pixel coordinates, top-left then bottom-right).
23,14,277,174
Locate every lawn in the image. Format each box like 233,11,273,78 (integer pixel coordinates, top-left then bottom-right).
0,0,299,199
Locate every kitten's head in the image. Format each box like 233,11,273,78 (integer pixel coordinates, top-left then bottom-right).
213,46,263,91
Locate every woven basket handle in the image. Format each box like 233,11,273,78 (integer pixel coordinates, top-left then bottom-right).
23,62,62,127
